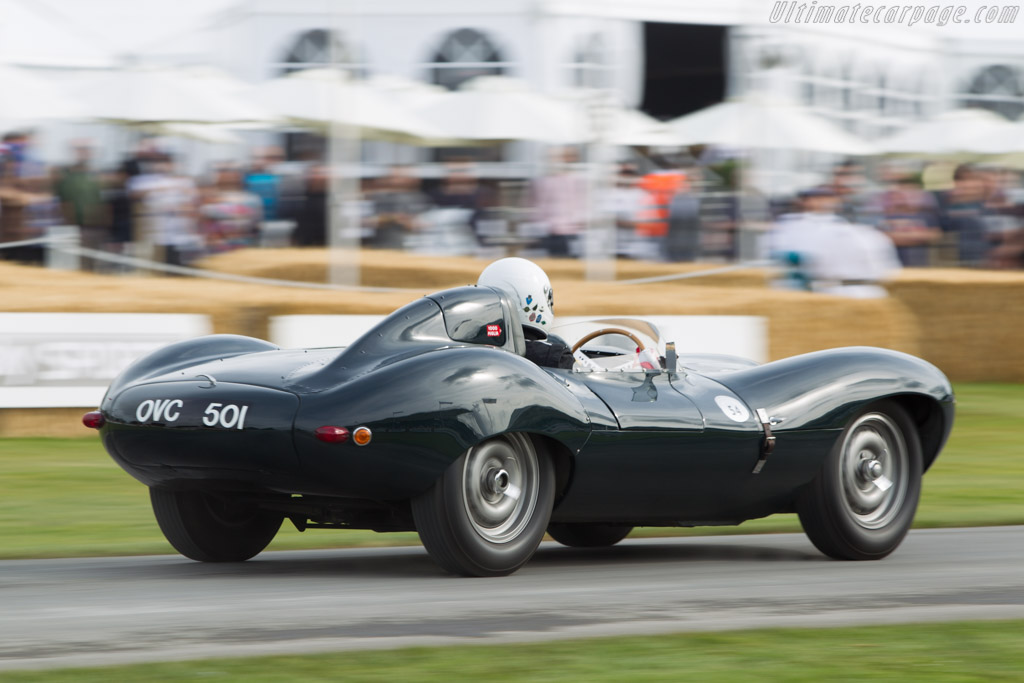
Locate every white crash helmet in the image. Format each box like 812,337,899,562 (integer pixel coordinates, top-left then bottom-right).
478,257,555,331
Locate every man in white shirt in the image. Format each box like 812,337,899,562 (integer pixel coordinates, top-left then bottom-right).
127,155,200,266
766,186,901,299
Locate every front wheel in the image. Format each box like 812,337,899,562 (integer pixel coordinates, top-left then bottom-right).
547,523,633,548
412,434,554,576
797,401,923,560
150,488,282,562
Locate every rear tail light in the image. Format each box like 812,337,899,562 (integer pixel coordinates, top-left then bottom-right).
82,411,105,429
315,426,350,443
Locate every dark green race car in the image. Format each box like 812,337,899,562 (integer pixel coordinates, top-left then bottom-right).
85,285,954,577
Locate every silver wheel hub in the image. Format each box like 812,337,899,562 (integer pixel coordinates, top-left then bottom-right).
839,413,907,529
858,458,884,481
462,435,538,544
485,468,510,495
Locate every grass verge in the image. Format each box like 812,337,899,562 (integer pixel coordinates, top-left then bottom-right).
3,620,1023,681
1,383,1021,559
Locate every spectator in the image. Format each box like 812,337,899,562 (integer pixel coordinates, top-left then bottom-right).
244,147,283,221
665,171,701,262
102,163,135,262
990,225,1024,269
128,154,200,267
532,147,588,257
291,163,329,247
368,165,430,249
54,141,103,264
831,159,875,225
635,167,687,262
199,163,263,253
983,168,1024,269
876,167,942,267
429,160,493,244
980,167,1023,264
937,164,990,267
0,130,54,264
766,185,900,298
602,162,647,258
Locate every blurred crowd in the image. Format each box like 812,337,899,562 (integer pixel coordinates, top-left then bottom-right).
2,133,1023,287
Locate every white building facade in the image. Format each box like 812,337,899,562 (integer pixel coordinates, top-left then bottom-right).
202,0,1024,124
3,0,1024,169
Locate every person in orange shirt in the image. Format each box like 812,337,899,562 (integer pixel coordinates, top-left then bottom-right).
635,169,687,261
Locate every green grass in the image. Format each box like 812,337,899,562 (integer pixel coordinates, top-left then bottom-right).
3,620,1023,681
0,382,1021,559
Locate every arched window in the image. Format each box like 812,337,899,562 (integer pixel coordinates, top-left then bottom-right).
270,29,368,161
427,28,509,90
274,29,366,78
963,65,1023,120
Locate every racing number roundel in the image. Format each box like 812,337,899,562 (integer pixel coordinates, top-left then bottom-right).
714,395,750,423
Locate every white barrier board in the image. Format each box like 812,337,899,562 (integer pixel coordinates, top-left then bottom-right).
268,315,387,350
269,314,767,362
0,313,211,408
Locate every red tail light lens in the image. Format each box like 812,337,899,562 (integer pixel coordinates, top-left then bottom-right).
315,426,350,443
82,411,105,429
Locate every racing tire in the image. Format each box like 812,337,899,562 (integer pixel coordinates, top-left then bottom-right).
547,523,633,548
796,401,923,561
150,488,282,562
412,434,554,577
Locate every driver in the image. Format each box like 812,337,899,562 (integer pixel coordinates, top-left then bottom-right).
477,257,575,370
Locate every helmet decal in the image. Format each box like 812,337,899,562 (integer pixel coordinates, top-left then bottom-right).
477,258,554,332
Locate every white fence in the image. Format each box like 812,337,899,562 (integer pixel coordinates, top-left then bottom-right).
0,313,211,408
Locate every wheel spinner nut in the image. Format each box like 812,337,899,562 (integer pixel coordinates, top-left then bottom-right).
860,459,883,480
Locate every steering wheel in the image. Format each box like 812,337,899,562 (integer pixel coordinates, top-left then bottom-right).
570,328,647,354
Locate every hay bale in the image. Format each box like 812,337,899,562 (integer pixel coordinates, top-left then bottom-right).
0,262,422,331
889,268,1024,382
196,248,770,290
0,408,95,438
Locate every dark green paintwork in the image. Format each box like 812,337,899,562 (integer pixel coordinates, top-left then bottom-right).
94,286,955,529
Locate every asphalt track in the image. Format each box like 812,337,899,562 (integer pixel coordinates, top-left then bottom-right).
3,526,1024,671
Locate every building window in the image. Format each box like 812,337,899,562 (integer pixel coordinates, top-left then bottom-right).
271,29,368,161
275,29,366,78
571,33,610,89
963,65,1023,120
801,60,815,105
427,28,508,91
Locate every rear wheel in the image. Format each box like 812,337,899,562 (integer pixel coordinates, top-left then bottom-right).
150,488,282,562
797,401,922,560
412,434,554,576
547,523,633,548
